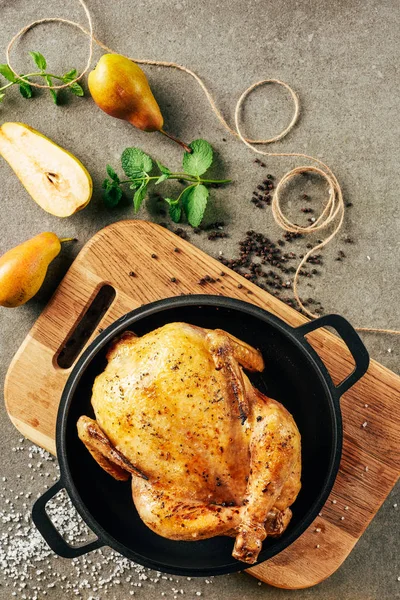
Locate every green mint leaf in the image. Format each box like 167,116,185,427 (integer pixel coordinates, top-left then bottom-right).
0,92,5,103
133,182,148,213
169,203,182,223
44,75,57,104
165,197,182,222
106,165,120,183
156,160,171,176
180,186,194,212
29,51,47,71
18,78,33,99
0,64,16,82
121,148,153,177
155,173,169,185
182,139,213,177
183,184,209,227
103,183,122,207
68,82,84,97
62,69,77,82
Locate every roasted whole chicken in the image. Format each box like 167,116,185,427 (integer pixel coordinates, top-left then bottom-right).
77,322,301,564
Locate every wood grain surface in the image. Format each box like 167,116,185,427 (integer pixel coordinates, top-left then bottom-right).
4,220,400,589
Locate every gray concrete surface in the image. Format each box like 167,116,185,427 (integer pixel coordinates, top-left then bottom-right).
0,0,399,598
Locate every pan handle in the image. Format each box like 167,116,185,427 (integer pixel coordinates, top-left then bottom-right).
32,480,103,558
296,314,370,396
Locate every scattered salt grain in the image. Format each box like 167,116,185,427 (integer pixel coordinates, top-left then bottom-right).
314,527,321,533
365,466,369,472
361,421,368,428
393,504,398,508
1,439,221,599
331,499,337,504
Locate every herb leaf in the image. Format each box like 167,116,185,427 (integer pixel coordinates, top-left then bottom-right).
29,51,47,71
156,161,171,176
106,165,120,183
155,161,171,185
18,78,33,99
180,185,195,214
133,182,148,213
61,68,84,96
122,148,153,177
169,203,182,223
68,82,84,96
63,69,77,82
0,64,16,82
103,180,123,208
155,173,169,185
165,198,182,223
183,184,209,227
0,92,5,103
183,139,213,177
44,75,57,104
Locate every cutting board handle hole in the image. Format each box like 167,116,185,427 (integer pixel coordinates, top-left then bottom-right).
56,284,116,369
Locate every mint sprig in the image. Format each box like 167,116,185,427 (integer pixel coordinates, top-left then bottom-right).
0,51,84,105
102,139,231,227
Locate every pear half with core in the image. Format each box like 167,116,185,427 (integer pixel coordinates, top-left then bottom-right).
0,232,71,308
0,123,92,217
88,54,191,152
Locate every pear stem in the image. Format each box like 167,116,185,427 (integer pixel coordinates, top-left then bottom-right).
59,237,78,244
159,129,192,153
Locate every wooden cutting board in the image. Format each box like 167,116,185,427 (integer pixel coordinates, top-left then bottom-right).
4,220,400,589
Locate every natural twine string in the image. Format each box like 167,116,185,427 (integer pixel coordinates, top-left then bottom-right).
4,0,398,336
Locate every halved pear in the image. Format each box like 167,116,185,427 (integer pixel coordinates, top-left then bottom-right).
0,122,92,217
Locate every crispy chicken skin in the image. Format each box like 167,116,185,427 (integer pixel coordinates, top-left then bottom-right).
77,322,301,564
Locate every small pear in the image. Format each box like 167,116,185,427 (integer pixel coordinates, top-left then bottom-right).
88,54,191,152
0,123,92,218
0,233,69,307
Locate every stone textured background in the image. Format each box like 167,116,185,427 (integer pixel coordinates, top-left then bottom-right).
0,0,398,598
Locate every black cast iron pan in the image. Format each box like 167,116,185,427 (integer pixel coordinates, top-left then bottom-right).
32,296,369,576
